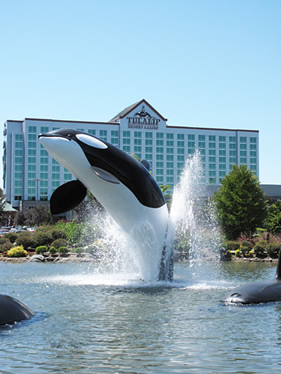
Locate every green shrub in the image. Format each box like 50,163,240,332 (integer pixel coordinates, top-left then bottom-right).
225,241,240,251
235,249,241,257
266,243,280,258
51,229,67,241
16,232,35,250
33,231,53,247
49,246,57,255
0,241,13,252
51,238,68,249
71,247,84,254
240,246,249,256
240,241,253,250
253,241,267,257
36,245,48,254
58,246,69,254
3,232,18,244
224,249,232,260
7,245,27,257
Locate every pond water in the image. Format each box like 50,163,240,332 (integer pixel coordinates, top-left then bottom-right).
0,261,281,373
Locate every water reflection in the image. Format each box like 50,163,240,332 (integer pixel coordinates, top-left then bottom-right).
1,262,281,373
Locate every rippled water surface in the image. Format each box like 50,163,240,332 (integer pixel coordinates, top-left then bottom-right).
1,261,281,373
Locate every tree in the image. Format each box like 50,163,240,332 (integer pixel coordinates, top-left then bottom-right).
213,165,267,240
25,205,55,226
266,200,281,234
0,189,7,225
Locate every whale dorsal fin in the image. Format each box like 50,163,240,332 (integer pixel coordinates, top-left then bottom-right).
141,159,151,171
50,180,87,215
276,246,281,280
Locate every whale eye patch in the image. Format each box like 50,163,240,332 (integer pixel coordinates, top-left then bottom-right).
76,134,108,149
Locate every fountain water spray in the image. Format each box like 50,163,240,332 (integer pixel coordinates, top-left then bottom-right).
83,151,221,282
169,151,221,278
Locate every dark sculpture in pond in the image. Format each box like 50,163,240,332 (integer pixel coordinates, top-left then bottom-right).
225,248,281,304
0,294,34,325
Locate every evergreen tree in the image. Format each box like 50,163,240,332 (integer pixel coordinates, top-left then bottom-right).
213,165,267,240
266,200,281,234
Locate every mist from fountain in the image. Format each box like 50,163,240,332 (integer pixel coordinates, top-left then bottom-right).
81,151,221,283
169,150,222,280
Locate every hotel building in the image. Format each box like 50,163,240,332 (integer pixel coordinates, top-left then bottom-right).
3,99,259,210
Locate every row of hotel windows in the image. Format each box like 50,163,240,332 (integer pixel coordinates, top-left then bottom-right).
12,126,257,200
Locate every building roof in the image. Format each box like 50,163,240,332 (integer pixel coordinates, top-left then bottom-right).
3,202,17,212
261,184,281,197
110,99,168,122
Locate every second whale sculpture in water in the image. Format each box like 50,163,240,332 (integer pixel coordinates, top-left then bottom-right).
225,248,281,304
39,129,171,281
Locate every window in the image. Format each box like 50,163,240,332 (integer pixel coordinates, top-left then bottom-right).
145,132,152,139
167,133,174,139
177,141,184,147
28,126,37,133
177,134,184,140
88,129,96,136
40,127,48,133
209,136,216,141
240,137,247,143
123,131,130,137
199,135,205,141
188,134,195,140
156,133,163,139
250,137,257,143
229,136,236,143
209,142,216,148
219,136,226,142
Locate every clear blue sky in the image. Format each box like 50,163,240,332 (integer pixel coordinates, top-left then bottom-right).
0,0,280,184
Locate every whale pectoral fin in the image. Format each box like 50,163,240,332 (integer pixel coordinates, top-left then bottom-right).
50,180,87,215
91,166,120,184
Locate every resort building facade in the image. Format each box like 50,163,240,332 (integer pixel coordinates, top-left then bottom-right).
3,99,259,209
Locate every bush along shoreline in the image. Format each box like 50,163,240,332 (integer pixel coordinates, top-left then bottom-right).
0,224,280,263
221,234,281,262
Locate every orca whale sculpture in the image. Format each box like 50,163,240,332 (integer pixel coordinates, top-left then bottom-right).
39,129,171,281
0,294,34,325
225,248,281,304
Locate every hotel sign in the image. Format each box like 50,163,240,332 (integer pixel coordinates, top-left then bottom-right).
127,106,160,129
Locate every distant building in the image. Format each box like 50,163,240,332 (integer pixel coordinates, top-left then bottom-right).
3,99,259,209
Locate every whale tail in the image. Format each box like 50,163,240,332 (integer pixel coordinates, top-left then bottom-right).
276,246,281,280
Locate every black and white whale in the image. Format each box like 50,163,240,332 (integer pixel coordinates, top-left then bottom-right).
39,129,171,281
0,294,34,325
225,248,281,304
